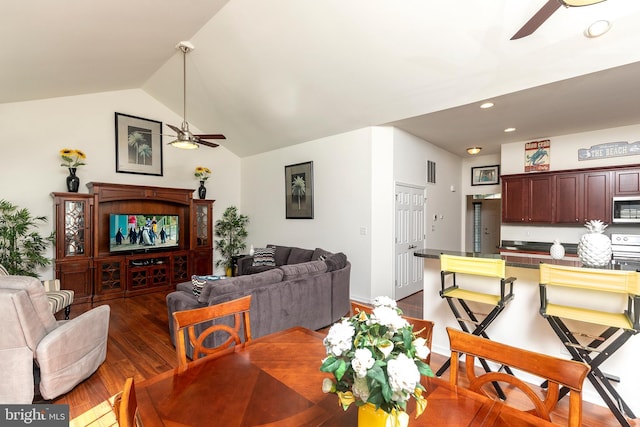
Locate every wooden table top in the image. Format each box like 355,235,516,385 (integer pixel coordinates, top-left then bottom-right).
136,327,555,426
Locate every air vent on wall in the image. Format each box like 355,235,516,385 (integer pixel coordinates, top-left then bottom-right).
427,160,436,184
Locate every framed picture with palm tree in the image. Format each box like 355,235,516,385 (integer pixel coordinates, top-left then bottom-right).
285,161,313,219
115,112,163,176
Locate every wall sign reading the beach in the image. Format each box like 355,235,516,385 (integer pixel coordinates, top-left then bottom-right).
525,139,550,172
578,141,640,161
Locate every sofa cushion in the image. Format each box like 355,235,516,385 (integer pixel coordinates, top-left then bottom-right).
268,245,292,266
252,247,276,267
312,247,333,261
287,247,314,264
279,260,327,281
207,268,285,304
325,252,348,272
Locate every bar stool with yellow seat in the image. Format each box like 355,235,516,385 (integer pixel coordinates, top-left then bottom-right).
438,254,516,398
539,263,639,427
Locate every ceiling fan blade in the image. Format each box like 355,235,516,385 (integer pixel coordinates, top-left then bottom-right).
167,124,184,135
195,133,226,140
196,140,220,148
511,0,562,40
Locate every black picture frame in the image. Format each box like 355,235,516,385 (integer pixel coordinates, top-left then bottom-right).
115,112,163,176
471,165,500,186
285,161,313,219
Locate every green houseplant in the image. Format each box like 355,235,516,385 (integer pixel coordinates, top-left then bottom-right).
214,206,249,276
0,199,55,277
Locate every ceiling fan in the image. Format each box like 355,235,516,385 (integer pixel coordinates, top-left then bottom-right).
511,0,607,40
167,41,225,149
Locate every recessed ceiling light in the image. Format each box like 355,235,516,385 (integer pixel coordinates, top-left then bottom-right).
585,20,611,38
480,102,494,109
504,127,516,133
467,147,482,155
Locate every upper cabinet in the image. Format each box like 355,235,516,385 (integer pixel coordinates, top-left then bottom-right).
614,168,640,196
503,167,617,224
553,171,611,224
502,175,553,223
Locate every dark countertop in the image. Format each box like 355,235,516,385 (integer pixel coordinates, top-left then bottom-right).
413,248,583,269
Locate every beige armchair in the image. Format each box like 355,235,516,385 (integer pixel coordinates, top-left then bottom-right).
0,275,110,402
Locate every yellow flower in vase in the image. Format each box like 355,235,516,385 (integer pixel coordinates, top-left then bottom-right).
194,166,212,182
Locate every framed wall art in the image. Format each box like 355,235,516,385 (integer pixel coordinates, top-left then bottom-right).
115,112,163,176
471,165,500,186
285,161,313,219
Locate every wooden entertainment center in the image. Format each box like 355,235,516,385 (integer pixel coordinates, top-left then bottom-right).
52,182,214,304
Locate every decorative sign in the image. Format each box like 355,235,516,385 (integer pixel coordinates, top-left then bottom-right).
578,141,640,161
525,139,550,172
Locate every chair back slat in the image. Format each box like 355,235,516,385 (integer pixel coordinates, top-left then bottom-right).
173,295,252,366
447,327,590,427
441,254,506,279
540,263,640,295
116,377,138,427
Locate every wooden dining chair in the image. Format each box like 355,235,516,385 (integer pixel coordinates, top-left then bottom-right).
114,377,139,427
350,301,434,364
446,327,590,427
173,295,252,366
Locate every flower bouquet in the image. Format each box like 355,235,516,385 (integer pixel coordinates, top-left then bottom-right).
194,166,212,182
59,148,87,168
320,296,433,426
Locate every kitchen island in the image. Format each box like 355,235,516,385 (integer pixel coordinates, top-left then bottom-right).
414,249,640,416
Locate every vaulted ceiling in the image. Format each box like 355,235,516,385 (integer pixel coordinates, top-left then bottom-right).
2,0,640,158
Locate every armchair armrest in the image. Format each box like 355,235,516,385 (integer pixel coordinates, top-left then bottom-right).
35,305,110,399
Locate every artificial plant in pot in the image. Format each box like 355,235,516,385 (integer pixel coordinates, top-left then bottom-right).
0,199,55,276
214,206,249,276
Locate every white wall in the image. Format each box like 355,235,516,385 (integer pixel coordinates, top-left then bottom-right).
241,128,374,301
393,128,464,252
500,123,640,244
0,89,241,279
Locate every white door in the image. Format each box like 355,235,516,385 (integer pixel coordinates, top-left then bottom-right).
394,184,426,300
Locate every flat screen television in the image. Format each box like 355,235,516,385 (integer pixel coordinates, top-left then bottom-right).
109,214,179,253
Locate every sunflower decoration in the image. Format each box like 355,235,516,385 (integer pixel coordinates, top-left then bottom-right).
59,149,87,168
194,166,212,182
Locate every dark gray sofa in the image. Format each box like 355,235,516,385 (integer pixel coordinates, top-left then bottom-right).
237,245,332,275
166,248,350,354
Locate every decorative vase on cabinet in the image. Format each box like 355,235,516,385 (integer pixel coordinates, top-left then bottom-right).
198,181,207,199
550,240,565,260
66,168,80,193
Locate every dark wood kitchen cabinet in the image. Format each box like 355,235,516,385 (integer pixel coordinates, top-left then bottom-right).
554,171,610,224
614,168,640,196
501,174,553,223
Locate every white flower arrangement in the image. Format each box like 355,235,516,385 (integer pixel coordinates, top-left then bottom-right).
320,296,433,419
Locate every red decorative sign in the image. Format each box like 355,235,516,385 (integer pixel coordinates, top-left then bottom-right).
525,140,550,172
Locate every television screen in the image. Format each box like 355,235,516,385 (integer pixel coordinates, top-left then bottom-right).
109,214,179,253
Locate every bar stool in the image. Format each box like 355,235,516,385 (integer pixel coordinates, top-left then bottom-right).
438,254,516,399
539,263,640,427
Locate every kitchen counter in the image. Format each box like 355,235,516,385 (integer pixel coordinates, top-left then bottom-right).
415,249,640,415
414,248,583,269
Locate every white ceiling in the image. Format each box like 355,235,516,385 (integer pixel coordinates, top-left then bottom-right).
2,0,640,158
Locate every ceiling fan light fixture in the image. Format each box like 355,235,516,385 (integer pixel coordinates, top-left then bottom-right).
170,140,199,149
467,147,482,155
560,0,606,6
585,20,611,38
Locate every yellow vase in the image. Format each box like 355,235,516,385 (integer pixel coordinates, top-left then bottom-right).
357,403,409,427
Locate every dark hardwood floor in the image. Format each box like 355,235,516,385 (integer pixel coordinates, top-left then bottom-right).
54,290,631,426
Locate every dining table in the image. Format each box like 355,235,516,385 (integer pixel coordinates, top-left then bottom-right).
136,327,556,426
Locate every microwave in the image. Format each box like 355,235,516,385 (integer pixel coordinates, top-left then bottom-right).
612,196,640,223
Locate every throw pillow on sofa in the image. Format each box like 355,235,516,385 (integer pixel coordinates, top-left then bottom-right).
287,247,314,264
252,247,276,267
191,275,226,297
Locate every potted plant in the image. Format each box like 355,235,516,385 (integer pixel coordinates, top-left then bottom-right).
214,206,249,276
0,199,55,276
